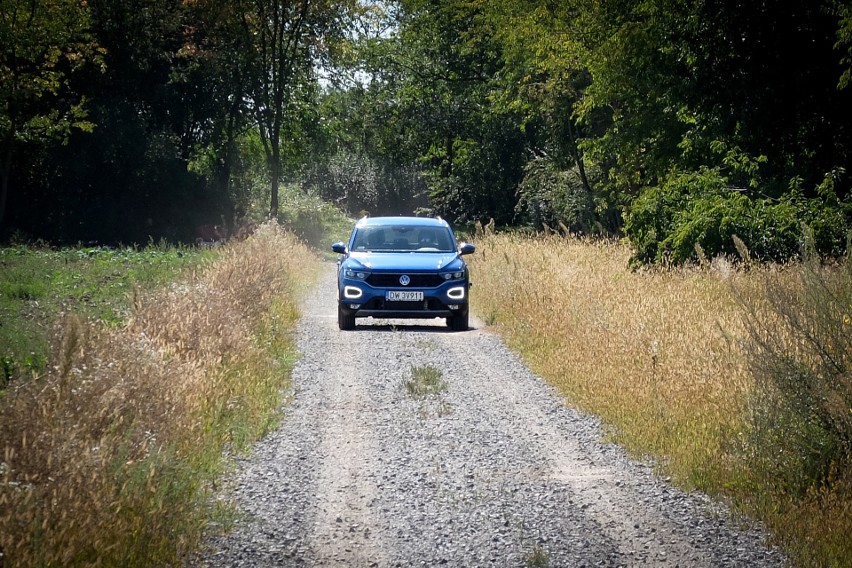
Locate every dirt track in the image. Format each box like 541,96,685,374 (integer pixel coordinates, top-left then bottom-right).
196,263,786,567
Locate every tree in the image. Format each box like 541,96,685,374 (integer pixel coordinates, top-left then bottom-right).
0,0,102,232
35,0,222,243
481,0,611,231
574,0,852,198
485,1,592,193
178,0,257,222
834,0,852,89
242,0,354,218
350,0,527,225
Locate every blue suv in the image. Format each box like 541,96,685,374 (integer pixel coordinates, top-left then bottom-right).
332,216,475,331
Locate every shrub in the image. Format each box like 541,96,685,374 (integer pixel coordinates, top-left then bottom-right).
276,184,353,248
737,244,852,493
625,168,851,265
515,156,597,234
300,150,429,217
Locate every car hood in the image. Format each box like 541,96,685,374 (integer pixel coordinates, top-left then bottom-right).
346,251,461,271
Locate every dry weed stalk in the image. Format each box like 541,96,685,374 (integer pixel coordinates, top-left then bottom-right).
0,222,315,567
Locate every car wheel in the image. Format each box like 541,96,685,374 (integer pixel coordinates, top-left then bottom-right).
448,309,469,331
338,304,356,330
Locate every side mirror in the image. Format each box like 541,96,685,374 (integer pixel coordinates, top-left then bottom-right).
331,242,347,254
458,243,476,255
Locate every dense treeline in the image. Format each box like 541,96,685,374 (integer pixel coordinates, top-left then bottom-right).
2,0,355,244
2,0,851,262
332,0,852,263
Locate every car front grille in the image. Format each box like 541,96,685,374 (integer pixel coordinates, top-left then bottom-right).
366,273,445,288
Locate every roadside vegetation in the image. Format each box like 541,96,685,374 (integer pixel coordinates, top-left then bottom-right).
0,223,319,567
0,244,214,390
5,2,850,269
469,230,851,567
3,0,850,564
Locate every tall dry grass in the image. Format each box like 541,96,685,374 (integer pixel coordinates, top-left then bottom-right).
468,230,851,567
0,222,317,567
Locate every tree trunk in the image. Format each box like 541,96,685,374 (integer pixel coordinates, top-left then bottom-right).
269,143,280,219
215,96,240,207
0,135,13,233
566,119,592,196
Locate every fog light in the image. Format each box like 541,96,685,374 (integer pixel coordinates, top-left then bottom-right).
448,304,460,310
447,286,465,300
349,304,361,310
344,286,363,299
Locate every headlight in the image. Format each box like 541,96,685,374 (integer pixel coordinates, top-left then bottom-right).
440,270,465,281
344,268,369,280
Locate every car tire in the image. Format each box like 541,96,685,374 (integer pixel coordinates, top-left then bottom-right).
338,304,356,330
448,309,469,331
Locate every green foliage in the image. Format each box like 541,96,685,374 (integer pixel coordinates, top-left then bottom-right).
4,0,852,263
738,250,852,495
577,0,852,200
339,0,526,225
515,156,596,234
526,544,551,568
0,0,102,143
276,184,352,249
625,168,852,265
190,129,270,225
0,0,104,230
301,149,429,216
4,0,356,244
240,0,356,217
834,0,852,89
424,115,527,225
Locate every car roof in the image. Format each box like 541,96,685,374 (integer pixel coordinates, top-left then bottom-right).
354,216,450,229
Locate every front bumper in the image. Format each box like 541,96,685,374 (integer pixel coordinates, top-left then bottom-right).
338,277,468,319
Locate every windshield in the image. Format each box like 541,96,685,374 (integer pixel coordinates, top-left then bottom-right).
351,225,456,253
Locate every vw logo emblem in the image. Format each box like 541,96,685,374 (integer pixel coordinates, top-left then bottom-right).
399,275,411,286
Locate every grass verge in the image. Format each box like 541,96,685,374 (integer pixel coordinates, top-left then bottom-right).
467,230,851,568
0,222,318,567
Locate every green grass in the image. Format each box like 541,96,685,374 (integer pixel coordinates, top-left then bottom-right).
405,365,448,399
0,244,213,387
526,545,551,568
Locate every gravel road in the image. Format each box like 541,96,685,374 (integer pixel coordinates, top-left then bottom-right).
195,262,787,567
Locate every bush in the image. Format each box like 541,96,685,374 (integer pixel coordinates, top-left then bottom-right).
738,246,852,493
276,184,353,248
515,156,597,234
300,150,429,217
625,168,851,265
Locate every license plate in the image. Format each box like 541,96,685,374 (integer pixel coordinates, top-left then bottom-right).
386,291,424,302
